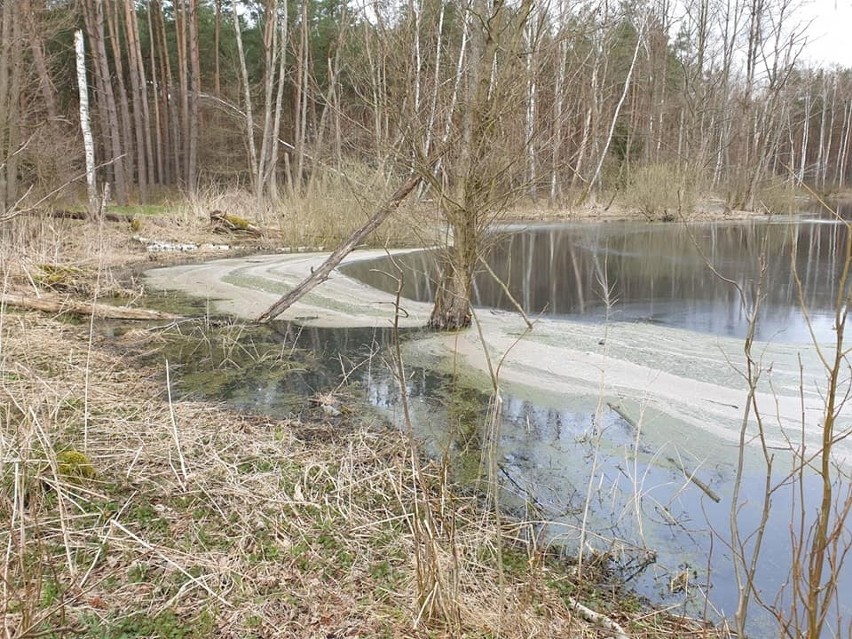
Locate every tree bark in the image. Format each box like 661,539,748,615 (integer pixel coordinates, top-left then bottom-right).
74,30,98,214
105,0,134,200
214,0,222,97
0,2,18,212
187,0,201,194
269,0,290,199
82,0,127,204
22,0,57,121
257,0,280,210
123,0,148,201
294,0,311,192
147,2,165,187
126,0,156,188
175,0,190,189
152,0,178,185
233,5,259,190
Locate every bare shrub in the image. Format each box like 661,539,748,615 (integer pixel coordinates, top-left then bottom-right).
625,163,700,221
755,177,797,214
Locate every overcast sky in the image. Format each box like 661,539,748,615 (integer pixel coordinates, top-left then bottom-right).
800,0,852,67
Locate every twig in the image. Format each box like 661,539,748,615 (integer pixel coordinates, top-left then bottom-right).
666,456,721,503
607,402,639,433
478,257,533,330
165,359,189,489
110,520,231,607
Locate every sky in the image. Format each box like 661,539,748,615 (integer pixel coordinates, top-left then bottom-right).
800,0,852,68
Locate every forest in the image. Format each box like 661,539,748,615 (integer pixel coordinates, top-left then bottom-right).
1,0,851,223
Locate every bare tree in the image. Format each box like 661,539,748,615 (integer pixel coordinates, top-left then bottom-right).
427,0,535,330
74,30,97,214
82,0,128,204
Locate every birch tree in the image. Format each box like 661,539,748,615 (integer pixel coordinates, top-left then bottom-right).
75,30,97,214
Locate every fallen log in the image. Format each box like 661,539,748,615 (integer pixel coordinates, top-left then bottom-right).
257,170,426,323
1,293,181,321
39,209,135,224
209,210,263,237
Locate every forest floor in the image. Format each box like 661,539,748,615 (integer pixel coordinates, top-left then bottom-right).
0,200,760,638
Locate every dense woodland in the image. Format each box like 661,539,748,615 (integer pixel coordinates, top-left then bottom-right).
1,0,851,220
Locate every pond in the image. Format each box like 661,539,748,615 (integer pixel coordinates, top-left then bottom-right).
342,216,851,344
144,212,852,636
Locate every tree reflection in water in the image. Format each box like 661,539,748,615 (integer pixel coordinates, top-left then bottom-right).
343,217,851,343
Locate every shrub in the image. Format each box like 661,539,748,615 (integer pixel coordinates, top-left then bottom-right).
626,163,700,221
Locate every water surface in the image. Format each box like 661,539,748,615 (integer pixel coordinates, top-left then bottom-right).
343,218,850,343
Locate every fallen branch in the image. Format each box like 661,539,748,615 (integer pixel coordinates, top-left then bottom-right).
567,596,631,639
607,402,639,432
607,403,721,503
666,456,722,503
37,208,135,224
257,170,428,323
1,292,181,321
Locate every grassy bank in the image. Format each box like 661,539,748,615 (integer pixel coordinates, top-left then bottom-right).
0,311,727,638
0,207,732,637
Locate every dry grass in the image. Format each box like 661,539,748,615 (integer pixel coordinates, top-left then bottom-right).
0,309,734,639
178,176,435,251
0,192,735,638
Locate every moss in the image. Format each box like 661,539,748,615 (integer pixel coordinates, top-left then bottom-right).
55,449,96,481
209,210,261,235
35,264,85,292
223,213,250,230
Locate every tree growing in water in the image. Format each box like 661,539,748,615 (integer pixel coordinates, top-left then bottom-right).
425,0,535,330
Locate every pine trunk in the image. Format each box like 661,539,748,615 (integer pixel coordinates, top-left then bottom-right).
187,0,201,194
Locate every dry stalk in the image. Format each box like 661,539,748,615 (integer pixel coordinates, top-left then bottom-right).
164,359,190,490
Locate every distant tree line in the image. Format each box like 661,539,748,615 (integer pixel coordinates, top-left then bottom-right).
1,0,851,215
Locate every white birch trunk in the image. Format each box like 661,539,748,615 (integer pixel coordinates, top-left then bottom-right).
75,30,98,213
815,81,828,187
838,102,852,188
524,4,537,199
799,89,811,185
550,33,567,202
233,5,258,188
585,19,645,198
834,100,851,188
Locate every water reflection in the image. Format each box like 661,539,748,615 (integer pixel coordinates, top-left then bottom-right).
151,317,849,633
343,219,850,343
